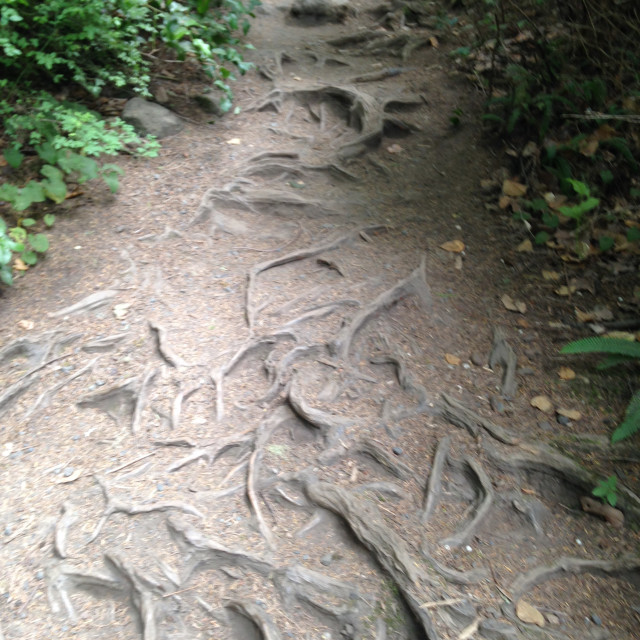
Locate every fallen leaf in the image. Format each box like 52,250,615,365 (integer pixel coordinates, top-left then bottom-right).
17,319,35,330
555,285,576,296
226,138,241,145
557,408,581,421
516,317,530,328
429,36,439,48
542,270,560,281
558,367,575,380
501,294,526,314
445,353,461,365
498,195,513,210
605,331,636,341
503,179,528,197
516,599,545,627
13,258,29,271
55,468,83,484
575,306,613,323
440,239,465,253
386,143,404,154
516,239,533,253
454,255,463,270
113,303,132,319
530,395,553,413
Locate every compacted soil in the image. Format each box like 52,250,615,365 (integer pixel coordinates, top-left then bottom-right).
1,2,639,640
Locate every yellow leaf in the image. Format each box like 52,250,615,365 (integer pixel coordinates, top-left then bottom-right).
502,179,528,197
605,331,636,341
445,353,461,365
516,600,545,627
557,407,581,421
498,195,513,210
17,319,35,330
530,395,553,413
558,367,576,380
13,258,29,271
113,303,131,319
541,270,560,281
555,285,576,296
501,294,526,313
429,36,439,48
440,239,465,253
516,239,533,253
386,143,403,154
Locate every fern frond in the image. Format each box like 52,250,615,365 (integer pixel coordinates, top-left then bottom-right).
561,337,640,358
611,389,640,443
597,354,637,370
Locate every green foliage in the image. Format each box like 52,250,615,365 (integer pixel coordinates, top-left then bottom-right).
558,179,600,225
561,337,640,442
592,475,618,507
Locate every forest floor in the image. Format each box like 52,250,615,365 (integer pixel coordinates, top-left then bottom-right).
1,1,639,639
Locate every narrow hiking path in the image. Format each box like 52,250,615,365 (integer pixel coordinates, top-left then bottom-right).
1,2,639,640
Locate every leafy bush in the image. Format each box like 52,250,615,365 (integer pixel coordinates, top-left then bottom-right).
561,337,640,443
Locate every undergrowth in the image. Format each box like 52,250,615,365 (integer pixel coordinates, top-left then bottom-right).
0,0,259,283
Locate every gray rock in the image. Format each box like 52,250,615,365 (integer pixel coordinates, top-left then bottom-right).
471,352,485,366
193,90,225,117
122,98,184,138
478,618,520,640
290,0,352,22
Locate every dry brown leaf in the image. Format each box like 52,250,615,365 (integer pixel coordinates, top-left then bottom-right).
558,367,575,381
440,239,465,253
605,331,636,341
530,395,553,413
575,306,613,323
226,138,241,145
555,285,576,296
13,258,28,271
445,353,461,366
542,270,560,281
386,143,403,154
516,239,533,253
580,496,624,528
516,317,530,329
557,407,581,421
522,140,538,157
516,600,545,627
498,195,513,210
113,303,131,319
17,319,35,330
501,294,526,314
502,179,528,197
429,36,439,48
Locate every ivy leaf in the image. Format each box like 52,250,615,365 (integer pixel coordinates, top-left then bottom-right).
44,214,56,227
3,147,24,169
36,142,59,165
101,164,124,193
14,181,46,211
21,218,36,227
21,250,38,265
0,266,13,286
29,233,49,253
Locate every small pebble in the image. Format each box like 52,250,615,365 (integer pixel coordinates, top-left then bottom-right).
157,484,164,492
518,367,536,376
470,352,485,366
538,420,552,431
63,467,74,478
465,545,473,552
591,614,602,626
524,348,538,360
4,526,12,536
320,554,333,566
392,446,403,456
557,414,570,426
489,395,505,413
36,570,44,580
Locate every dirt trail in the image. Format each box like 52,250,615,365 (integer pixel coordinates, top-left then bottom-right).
1,2,640,639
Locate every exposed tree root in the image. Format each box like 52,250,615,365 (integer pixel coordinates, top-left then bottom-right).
54,501,78,559
351,438,412,479
48,290,118,318
225,600,283,640
330,255,430,360
167,431,254,472
440,456,494,549
281,300,359,329
211,333,296,420
132,366,159,434
330,29,430,61
89,476,204,543
304,479,451,640
488,327,518,399
104,553,162,640
246,225,385,330
354,481,412,501
421,436,451,525
289,374,353,453
251,83,421,159
82,333,130,353
171,381,203,431
0,373,41,417
149,321,189,368
440,393,520,445
77,377,140,428
370,352,430,419
166,516,275,579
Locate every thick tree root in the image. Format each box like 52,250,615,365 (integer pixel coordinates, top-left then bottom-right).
225,600,283,640
330,255,430,360
303,479,452,640
48,290,118,318
77,377,140,428
54,501,78,559
440,456,494,548
488,327,518,399
421,436,451,525
89,476,204,543
440,393,520,445
149,321,189,368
